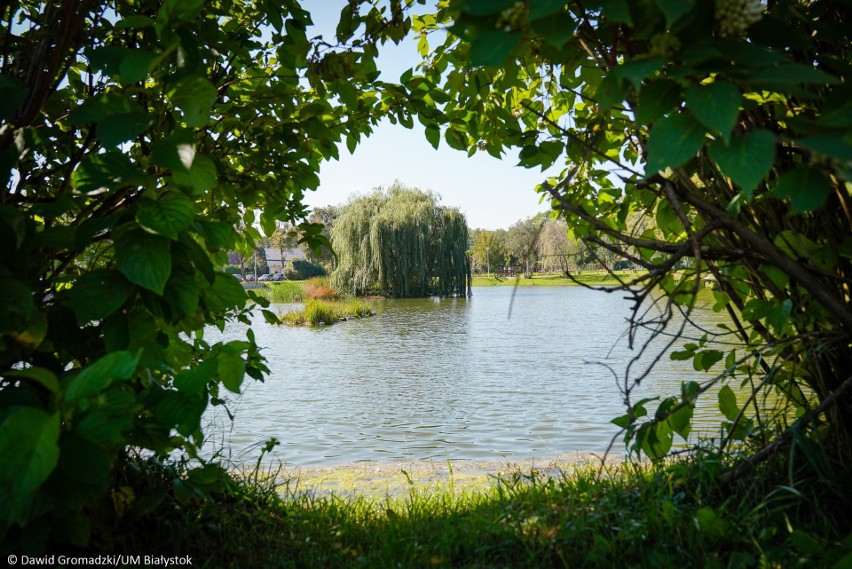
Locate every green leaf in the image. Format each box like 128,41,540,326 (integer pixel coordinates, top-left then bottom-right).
172,154,218,192
751,64,840,86
611,413,631,428
155,390,207,436
639,421,673,458
119,49,156,83
681,381,701,401
114,226,173,294
169,77,217,127
654,0,694,26
718,385,739,422
136,192,195,240
772,165,833,213
151,130,195,171
0,76,29,121
459,0,515,16
530,12,576,47
695,507,726,537
693,350,724,372
670,349,695,361
615,57,666,88
163,0,206,22
669,404,694,439
529,0,566,20
595,73,628,111
636,79,681,125
97,112,152,147
646,113,705,174
469,31,521,67
594,0,632,25
71,152,147,195
203,273,247,313
218,346,246,393
424,125,440,150
65,351,140,402
709,130,775,197
174,359,218,395
0,277,34,334
69,269,134,324
194,220,232,249
161,271,197,319
797,135,852,162
445,128,468,151
685,82,740,142
0,408,60,525
68,94,135,125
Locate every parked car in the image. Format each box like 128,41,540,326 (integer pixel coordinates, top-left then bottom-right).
272,273,285,281
258,273,271,281
244,274,256,281
233,273,243,281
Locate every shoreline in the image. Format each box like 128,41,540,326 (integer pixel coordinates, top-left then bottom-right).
470,272,640,288
263,453,624,499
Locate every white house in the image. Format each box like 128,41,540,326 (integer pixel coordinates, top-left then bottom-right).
263,247,306,274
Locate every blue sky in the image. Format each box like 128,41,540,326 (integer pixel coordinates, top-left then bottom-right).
299,1,557,230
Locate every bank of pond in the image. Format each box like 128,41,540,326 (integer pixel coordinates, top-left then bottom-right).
96,454,848,568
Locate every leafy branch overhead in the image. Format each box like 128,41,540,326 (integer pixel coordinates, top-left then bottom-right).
0,0,421,549
407,0,851,463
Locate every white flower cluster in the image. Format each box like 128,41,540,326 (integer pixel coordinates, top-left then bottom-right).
715,0,764,37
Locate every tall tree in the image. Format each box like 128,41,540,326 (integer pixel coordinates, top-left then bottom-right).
306,204,341,266
412,0,852,476
536,220,581,274
469,228,506,274
331,183,470,297
505,215,543,277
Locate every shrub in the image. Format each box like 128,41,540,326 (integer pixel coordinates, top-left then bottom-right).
286,259,327,280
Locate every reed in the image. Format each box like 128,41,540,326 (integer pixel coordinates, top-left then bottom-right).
283,298,374,325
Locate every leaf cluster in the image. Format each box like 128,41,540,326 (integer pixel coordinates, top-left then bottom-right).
0,0,419,551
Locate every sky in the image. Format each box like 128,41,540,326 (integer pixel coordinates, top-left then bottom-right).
299,1,558,230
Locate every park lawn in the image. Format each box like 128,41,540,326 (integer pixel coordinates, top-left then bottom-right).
472,271,644,288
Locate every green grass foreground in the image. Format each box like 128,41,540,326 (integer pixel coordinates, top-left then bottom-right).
98,457,851,568
472,271,644,288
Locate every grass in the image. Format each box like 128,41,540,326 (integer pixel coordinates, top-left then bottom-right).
254,277,339,303
472,271,645,288
96,454,852,568
282,298,374,325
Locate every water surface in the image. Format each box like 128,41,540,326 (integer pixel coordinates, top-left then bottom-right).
206,286,726,466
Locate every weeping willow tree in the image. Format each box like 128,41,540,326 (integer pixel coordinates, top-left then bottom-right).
331,184,471,297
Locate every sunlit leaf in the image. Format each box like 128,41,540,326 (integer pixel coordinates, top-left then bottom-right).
136,192,195,240
114,226,172,294
646,113,705,173
718,385,739,422
709,130,775,197
686,82,740,142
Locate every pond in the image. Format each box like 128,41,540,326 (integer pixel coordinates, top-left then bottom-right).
205,285,729,466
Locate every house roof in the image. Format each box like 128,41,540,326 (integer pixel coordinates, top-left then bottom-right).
264,247,306,262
